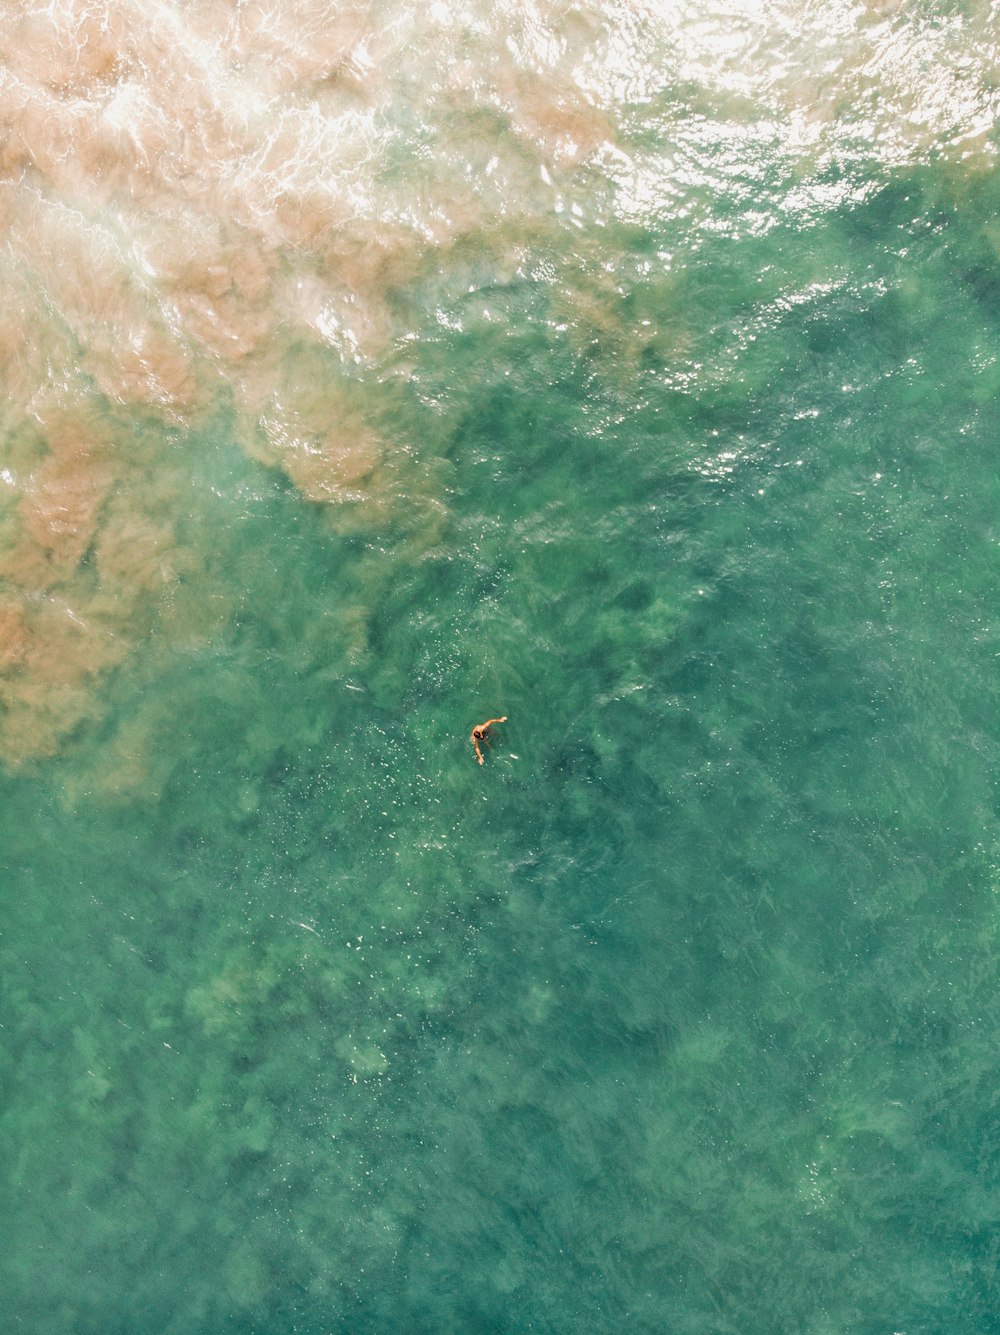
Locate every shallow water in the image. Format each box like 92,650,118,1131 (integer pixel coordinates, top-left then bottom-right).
3,2,1000,1331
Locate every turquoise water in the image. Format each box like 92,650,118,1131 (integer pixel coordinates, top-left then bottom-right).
3,4,1000,1332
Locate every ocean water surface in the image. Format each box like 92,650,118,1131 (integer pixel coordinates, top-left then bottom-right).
3,1,1000,1331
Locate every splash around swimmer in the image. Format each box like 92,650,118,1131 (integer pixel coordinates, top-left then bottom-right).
471,716,507,765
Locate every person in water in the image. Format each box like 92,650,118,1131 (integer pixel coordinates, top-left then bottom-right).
471,716,507,765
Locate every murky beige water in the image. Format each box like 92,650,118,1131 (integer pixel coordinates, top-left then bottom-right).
1,0,997,763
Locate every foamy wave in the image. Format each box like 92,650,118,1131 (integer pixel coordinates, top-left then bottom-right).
608,0,1000,226
0,0,997,764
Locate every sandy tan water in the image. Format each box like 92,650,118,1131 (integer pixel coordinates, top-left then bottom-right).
0,0,997,763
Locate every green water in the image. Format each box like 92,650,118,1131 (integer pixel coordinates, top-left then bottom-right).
5,147,1000,1335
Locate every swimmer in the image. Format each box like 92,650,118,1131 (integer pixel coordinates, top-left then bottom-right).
471,716,507,765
